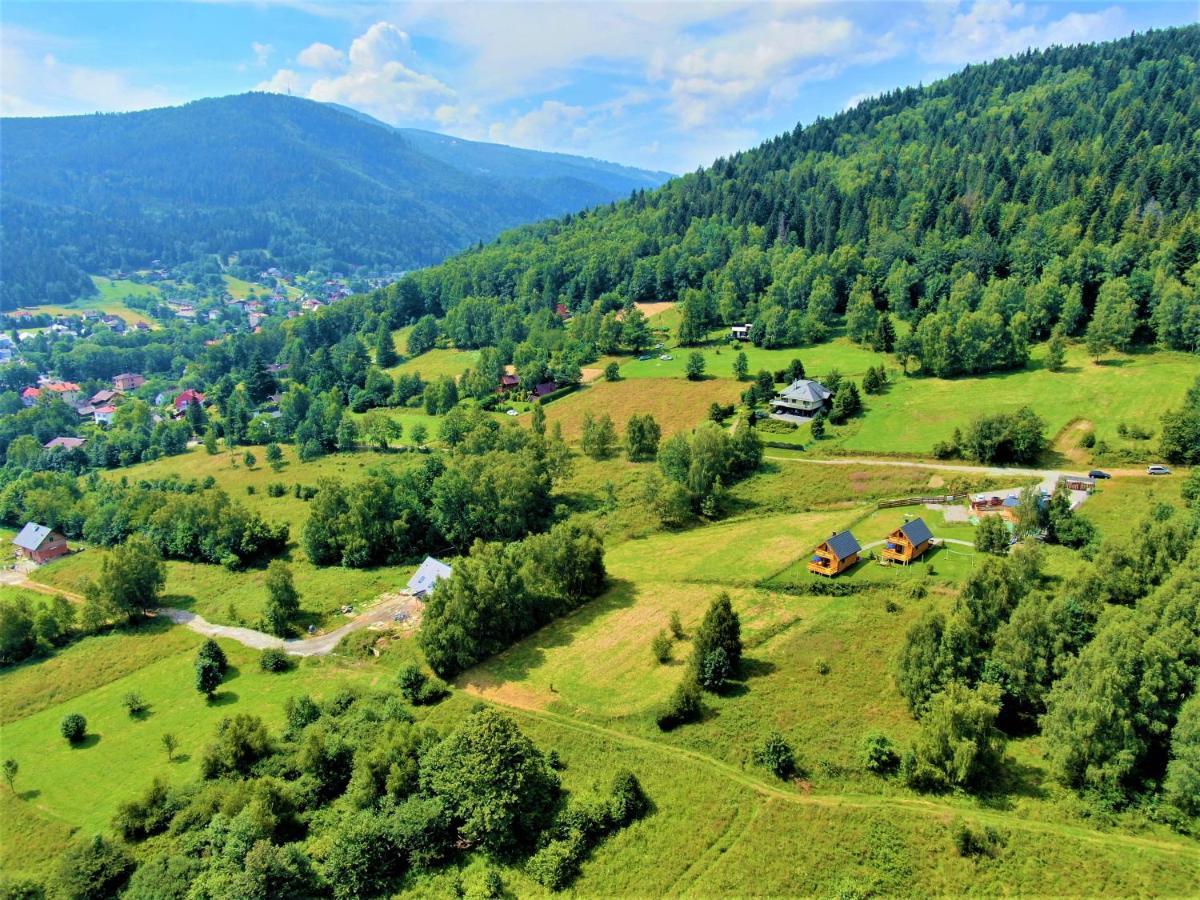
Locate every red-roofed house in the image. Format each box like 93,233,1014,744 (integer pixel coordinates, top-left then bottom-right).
90,389,117,406
44,382,81,404
174,389,205,412
94,405,117,425
21,387,40,406
498,374,520,392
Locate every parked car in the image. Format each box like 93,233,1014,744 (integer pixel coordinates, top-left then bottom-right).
1147,465,1172,475
1088,469,1111,479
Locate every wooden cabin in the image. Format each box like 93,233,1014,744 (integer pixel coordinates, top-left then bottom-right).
882,517,934,565
808,530,861,577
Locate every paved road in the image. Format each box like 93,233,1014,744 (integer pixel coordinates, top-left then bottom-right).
765,454,1147,481
158,595,417,656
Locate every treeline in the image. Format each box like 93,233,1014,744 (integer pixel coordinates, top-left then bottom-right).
301,412,565,568
896,491,1200,825
369,28,1199,379
0,471,286,568
15,693,647,898
418,521,606,677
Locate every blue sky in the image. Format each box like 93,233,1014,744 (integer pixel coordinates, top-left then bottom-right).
2,1,1196,172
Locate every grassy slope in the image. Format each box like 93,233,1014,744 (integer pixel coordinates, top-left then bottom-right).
2,465,1198,892
0,631,415,879
32,277,158,325
585,315,1200,460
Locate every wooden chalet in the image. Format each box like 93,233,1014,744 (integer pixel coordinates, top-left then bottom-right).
808,530,861,577
882,517,934,565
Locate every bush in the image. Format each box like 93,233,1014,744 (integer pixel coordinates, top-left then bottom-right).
650,629,672,664
54,836,133,900
656,676,702,730
122,691,148,717
815,656,831,676
669,609,684,639
526,833,586,891
267,482,287,497
259,648,291,672
861,733,901,775
953,821,1006,858
608,771,650,826
1080,431,1096,449
752,731,797,780
697,646,732,691
61,712,87,744
396,663,448,705
112,777,180,841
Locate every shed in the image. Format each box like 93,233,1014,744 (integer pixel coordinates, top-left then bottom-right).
1057,474,1096,492
808,530,861,577
12,522,70,564
43,436,86,451
882,517,934,565
407,557,452,598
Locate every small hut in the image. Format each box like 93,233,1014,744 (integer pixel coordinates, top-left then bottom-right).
808,530,861,577
882,517,934,565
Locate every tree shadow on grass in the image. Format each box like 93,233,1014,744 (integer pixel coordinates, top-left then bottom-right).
977,757,1049,809
740,657,777,680
222,664,242,683
158,593,197,612
129,707,153,722
169,754,191,765
18,789,41,801
209,691,240,707
460,578,639,686
71,734,101,750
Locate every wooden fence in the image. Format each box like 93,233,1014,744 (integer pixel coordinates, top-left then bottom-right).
877,493,967,509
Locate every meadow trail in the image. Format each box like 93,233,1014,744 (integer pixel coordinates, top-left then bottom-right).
467,691,1200,862
12,570,416,657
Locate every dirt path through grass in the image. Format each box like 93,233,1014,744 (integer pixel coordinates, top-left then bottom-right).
466,693,1200,861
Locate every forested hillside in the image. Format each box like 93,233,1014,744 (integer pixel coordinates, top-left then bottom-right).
0,93,671,309
368,26,1200,374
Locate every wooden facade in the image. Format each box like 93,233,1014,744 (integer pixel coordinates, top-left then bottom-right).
881,518,934,565
808,530,861,577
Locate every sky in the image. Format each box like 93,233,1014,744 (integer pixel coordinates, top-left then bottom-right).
2,1,1196,173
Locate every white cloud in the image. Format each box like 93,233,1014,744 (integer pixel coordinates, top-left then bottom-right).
1,26,175,117
488,100,589,150
256,21,455,125
251,41,273,66
649,14,858,128
296,41,344,71
923,0,1129,64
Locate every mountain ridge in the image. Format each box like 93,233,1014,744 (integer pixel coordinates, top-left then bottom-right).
0,92,673,308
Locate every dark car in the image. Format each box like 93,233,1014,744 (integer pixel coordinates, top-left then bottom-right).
1088,470,1111,479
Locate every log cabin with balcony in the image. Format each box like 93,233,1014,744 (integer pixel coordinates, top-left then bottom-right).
881,517,934,565
808,530,861,577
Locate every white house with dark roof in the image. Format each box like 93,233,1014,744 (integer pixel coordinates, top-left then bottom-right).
771,378,832,420
406,557,452,598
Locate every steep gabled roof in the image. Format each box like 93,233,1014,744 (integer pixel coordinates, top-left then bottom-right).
13,522,53,551
898,517,934,546
824,530,861,560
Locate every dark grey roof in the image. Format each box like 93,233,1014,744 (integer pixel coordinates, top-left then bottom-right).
824,530,861,560
777,379,831,404
13,522,52,551
898,518,934,546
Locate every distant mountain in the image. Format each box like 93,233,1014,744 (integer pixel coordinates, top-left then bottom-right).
0,93,673,309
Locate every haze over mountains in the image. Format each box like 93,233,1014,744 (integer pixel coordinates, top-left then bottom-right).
0,92,672,308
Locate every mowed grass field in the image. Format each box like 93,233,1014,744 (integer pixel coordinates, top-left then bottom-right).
30,276,158,326
386,346,479,382
544,377,744,441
